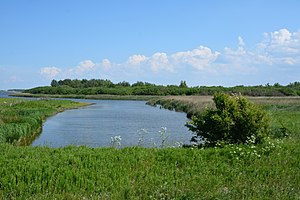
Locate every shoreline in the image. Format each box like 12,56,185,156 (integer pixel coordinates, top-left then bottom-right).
10,92,156,101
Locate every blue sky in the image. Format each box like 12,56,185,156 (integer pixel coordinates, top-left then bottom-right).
0,0,300,89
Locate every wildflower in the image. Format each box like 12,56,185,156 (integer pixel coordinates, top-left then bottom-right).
111,135,122,148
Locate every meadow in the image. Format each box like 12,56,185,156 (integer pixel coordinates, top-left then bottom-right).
0,96,299,199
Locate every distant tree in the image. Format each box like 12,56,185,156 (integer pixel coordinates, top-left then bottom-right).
179,80,188,88
50,80,59,87
60,79,72,87
273,83,281,87
117,81,131,87
132,81,145,87
288,81,300,87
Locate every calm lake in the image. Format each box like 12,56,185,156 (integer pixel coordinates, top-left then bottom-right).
0,92,191,147
32,99,191,148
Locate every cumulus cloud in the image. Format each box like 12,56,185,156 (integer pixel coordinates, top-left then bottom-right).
238,36,245,46
149,52,172,72
40,66,61,79
101,59,112,71
258,29,300,65
222,28,300,72
127,54,147,66
172,46,220,71
271,29,292,44
78,60,95,70
69,60,96,75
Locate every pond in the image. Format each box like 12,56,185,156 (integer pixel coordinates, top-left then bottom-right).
32,99,192,148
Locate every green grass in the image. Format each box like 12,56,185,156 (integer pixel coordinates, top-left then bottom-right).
0,98,89,145
0,141,299,199
0,96,299,199
1,141,300,199
260,102,300,140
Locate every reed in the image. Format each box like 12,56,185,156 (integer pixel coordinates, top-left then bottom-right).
147,96,214,118
0,98,89,145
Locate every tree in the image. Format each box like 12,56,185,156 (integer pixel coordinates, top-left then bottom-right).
117,81,131,87
186,93,270,147
179,80,188,88
50,80,59,87
132,81,145,87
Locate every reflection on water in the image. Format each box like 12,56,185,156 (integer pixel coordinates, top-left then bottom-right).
32,100,191,148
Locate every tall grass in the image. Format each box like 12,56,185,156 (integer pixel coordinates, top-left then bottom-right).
0,98,89,145
0,141,299,199
147,96,214,118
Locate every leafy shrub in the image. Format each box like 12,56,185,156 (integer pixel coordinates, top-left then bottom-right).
186,93,270,147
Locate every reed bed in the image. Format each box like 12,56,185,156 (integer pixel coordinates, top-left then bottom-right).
147,96,214,118
0,98,89,145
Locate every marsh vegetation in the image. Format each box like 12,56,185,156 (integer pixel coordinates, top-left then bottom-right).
0,98,89,145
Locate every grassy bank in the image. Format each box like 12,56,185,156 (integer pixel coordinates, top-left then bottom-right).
0,140,299,199
0,98,89,145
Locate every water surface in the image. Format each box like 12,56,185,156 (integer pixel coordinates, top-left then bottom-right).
32,100,191,147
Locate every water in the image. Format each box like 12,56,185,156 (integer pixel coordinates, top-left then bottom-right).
0,91,12,98
32,100,192,148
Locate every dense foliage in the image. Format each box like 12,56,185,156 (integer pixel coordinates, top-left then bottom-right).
186,93,270,146
24,79,300,96
0,98,88,144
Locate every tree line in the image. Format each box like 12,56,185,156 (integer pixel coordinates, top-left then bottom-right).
24,79,300,96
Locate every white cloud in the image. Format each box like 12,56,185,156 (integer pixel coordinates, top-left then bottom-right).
271,29,292,44
258,29,300,65
78,60,95,70
127,54,147,66
149,52,172,72
40,66,61,79
238,36,245,46
172,46,220,71
101,59,111,71
69,60,96,75
222,29,300,71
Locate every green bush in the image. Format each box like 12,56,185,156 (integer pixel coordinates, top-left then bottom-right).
186,93,270,147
